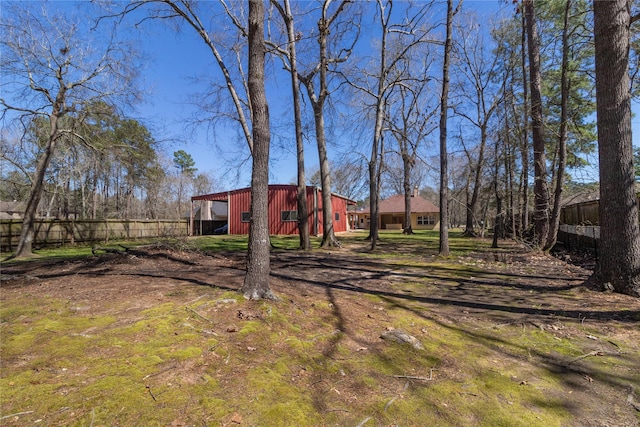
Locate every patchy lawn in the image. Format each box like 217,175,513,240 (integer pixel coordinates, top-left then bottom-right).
1,232,639,426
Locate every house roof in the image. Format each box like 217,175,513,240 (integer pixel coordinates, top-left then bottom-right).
0,201,25,213
360,194,439,214
561,188,600,207
561,183,640,208
0,201,25,219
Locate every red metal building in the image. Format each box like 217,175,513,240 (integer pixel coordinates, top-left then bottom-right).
190,185,356,236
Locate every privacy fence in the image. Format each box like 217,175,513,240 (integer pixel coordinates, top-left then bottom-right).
1,219,188,251
558,195,640,254
558,200,600,253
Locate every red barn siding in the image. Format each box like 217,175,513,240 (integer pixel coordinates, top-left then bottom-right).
192,185,354,236
306,187,317,236
229,188,251,235
332,196,349,232
268,185,299,235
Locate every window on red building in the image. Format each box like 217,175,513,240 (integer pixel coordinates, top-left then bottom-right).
281,210,297,222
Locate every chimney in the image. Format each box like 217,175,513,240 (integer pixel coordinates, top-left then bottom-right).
413,185,419,198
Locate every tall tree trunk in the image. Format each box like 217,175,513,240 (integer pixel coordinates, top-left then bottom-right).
525,0,549,248
591,0,640,297
402,154,413,235
368,155,380,248
317,12,340,249
463,124,488,237
492,191,503,249
299,2,347,249
14,88,67,258
519,8,530,236
368,91,385,250
492,135,503,249
242,0,275,300
367,0,390,250
504,108,516,238
14,129,59,257
439,0,457,256
312,100,338,247
544,0,570,252
272,0,310,250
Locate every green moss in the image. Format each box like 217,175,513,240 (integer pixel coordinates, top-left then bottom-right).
258,400,317,426
357,374,378,389
363,293,383,303
238,320,263,336
198,396,230,419
157,345,202,360
1,327,39,357
140,302,177,318
244,366,315,426
516,329,581,358
216,291,243,301
283,335,313,353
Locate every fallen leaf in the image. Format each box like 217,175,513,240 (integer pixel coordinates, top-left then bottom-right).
230,412,242,424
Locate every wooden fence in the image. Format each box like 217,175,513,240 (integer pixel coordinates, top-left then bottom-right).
561,195,640,226
558,195,640,253
560,200,600,225
1,219,189,251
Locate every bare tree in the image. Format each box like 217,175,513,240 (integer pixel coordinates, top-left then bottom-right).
109,0,257,180
492,16,529,239
519,8,530,236
387,82,438,235
269,0,310,250
491,134,505,249
438,0,461,257
543,0,570,251
308,157,368,201
346,0,434,249
298,0,357,248
590,0,640,297
1,3,140,258
452,12,502,237
242,0,276,300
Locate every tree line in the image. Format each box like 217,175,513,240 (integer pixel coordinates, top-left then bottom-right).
1,0,639,297
2,102,213,222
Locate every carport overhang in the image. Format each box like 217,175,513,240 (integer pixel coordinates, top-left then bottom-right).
190,191,231,236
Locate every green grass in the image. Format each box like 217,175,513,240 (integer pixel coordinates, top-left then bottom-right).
2,228,476,262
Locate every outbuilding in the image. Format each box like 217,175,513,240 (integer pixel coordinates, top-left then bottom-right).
190,185,356,236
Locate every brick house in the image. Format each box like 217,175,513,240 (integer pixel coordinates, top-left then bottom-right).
356,188,440,231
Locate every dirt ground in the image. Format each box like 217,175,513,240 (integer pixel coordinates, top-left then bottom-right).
1,237,639,426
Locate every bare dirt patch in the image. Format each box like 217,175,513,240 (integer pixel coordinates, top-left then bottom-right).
1,238,639,426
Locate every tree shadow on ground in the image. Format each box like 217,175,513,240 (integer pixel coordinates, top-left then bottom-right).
271,253,639,323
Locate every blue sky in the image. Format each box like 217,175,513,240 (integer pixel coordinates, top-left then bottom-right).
11,1,632,190
132,0,639,191
134,0,518,189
